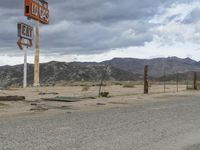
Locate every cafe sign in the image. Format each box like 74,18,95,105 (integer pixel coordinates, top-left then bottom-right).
24,0,49,24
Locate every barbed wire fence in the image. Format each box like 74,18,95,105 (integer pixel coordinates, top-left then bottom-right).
148,69,200,94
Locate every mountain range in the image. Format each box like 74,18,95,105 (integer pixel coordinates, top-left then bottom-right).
0,57,200,87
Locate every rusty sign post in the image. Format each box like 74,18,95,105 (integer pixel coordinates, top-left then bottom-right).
24,0,49,87
34,21,40,86
144,65,148,94
17,23,33,88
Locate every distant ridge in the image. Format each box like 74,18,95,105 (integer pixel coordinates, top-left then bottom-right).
0,57,200,87
101,57,200,77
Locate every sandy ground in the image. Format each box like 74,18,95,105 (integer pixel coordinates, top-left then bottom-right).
0,84,198,118
1,88,200,150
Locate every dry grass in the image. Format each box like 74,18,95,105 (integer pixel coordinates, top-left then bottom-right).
123,82,135,88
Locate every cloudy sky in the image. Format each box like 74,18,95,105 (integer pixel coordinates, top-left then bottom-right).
0,0,200,65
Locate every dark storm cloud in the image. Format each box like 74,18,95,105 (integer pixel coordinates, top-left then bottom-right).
0,0,189,55
39,20,154,54
0,0,22,9
49,0,169,23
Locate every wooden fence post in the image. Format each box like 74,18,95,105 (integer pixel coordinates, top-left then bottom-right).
144,65,148,94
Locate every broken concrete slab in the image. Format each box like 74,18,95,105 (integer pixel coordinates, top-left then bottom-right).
42,96,82,102
42,96,96,102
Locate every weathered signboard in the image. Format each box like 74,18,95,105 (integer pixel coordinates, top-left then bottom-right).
17,22,33,50
18,23,33,40
24,0,49,24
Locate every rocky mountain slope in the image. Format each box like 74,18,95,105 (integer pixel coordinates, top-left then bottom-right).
0,57,200,87
101,57,200,77
0,61,140,87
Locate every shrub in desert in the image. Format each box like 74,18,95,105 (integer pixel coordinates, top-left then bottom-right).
82,85,90,91
100,92,109,97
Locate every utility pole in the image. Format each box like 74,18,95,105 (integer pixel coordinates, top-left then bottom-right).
34,21,40,87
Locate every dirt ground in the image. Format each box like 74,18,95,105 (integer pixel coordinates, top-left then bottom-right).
0,84,198,118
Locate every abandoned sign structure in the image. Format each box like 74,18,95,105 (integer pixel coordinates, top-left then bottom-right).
17,22,33,88
16,0,49,88
25,0,49,87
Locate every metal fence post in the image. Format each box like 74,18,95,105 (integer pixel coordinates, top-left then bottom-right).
194,72,197,90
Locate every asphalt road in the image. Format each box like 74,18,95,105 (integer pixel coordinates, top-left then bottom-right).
1,96,200,150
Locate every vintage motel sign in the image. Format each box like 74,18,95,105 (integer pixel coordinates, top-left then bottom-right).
24,0,49,24
17,23,33,50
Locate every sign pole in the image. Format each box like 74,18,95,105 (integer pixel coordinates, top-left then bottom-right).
17,23,33,88
23,47,27,88
34,20,40,87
